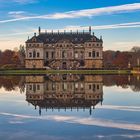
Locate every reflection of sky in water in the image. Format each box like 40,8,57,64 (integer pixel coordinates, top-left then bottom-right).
0,77,140,140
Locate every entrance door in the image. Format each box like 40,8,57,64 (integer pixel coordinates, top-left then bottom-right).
62,62,67,69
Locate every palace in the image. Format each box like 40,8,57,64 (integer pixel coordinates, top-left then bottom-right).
25,27,103,69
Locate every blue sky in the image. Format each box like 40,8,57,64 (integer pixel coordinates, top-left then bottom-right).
0,0,140,51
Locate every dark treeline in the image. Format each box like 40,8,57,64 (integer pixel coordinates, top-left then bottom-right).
0,45,25,68
103,48,140,69
0,50,22,68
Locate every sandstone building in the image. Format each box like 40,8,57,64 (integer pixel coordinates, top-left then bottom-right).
25,27,103,69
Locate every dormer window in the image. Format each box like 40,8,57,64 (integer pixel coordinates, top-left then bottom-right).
93,37,96,41
46,38,49,42
32,37,36,42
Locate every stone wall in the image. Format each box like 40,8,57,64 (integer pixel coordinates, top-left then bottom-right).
25,76,44,83
84,59,103,69
25,59,44,68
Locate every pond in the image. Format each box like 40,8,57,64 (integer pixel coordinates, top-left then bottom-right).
0,74,140,140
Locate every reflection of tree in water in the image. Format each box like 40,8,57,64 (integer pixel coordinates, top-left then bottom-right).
103,75,140,92
0,75,140,92
0,76,25,92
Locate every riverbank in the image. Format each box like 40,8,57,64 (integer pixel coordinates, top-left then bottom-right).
0,69,133,75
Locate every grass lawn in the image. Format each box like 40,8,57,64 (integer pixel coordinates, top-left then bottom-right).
0,69,132,75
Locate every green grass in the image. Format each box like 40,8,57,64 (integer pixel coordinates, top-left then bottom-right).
0,69,132,75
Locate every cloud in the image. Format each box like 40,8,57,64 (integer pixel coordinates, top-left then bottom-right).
44,22,140,32
8,11,26,15
0,21,140,38
0,112,140,131
13,0,37,4
0,3,140,23
0,0,38,6
8,11,27,18
96,104,140,112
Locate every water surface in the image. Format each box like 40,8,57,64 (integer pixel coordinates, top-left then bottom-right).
0,74,140,140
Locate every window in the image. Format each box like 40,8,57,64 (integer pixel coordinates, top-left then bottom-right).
46,52,48,58
52,52,54,58
89,52,91,57
93,84,95,91
75,83,78,89
96,52,99,57
29,52,32,58
29,85,32,90
33,50,36,58
81,83,83,89
63,83,67,90
62,51,67,58
37,85,40,90
92,51,95,58
46,83,48,90
89,85,91,89
89,44,91,46
37,52,40,57
75,51,78,58
97,84,99,90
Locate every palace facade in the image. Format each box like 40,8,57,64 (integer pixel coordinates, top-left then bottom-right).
25,27,103,69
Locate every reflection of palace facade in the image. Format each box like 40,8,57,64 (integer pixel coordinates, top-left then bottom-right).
25,75,103,115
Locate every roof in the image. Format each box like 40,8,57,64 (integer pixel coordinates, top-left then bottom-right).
26,32,103,44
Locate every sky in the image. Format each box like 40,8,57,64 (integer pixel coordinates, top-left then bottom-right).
0,0,140,51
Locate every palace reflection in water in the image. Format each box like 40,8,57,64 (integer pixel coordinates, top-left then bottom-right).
25,75,103,115
0,74,140,115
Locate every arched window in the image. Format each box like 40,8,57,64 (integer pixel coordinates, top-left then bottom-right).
62,50,67,58
75,51,78,58
92,51,95,58
37,52,40,57
96,52,99,57
29,52,32,58
33,50,36,58
52,52,54,58
89,52,91,57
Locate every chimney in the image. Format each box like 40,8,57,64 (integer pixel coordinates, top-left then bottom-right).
77,30,78,34
34,33,36,36
89,26,91,35
83,30,84,34
38,26,41,35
